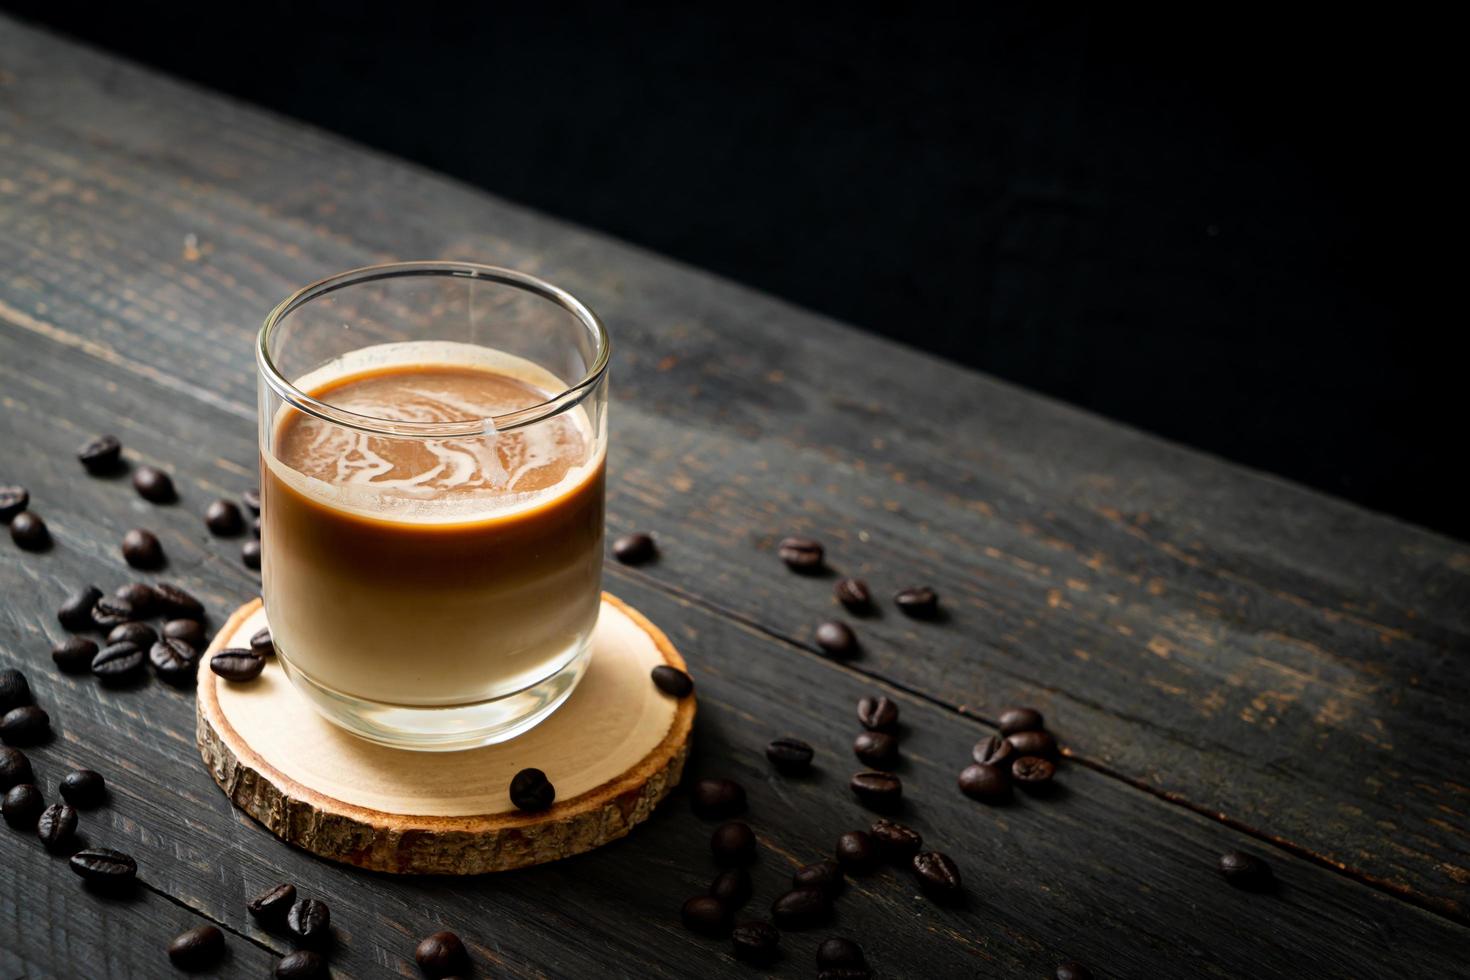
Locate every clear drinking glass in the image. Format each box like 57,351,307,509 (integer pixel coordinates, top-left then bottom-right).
256,262,609,751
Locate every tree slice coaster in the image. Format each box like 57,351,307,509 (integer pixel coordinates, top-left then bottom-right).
196,593,694,874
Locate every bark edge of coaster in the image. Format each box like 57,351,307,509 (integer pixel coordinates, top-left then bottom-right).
195,593,694,874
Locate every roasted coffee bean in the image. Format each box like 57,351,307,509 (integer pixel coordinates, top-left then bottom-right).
132,465,175,503
958,763,1012,804
777,536,824,572
4,783,44,828
834,831,880,874
52,636,99,674
1056,962,1094,980
150,639,200,685
893,585,938,618
972,735,1015,767
415,930,469,978
869,818,922,863
248,882,297,921
771,887,830,929
9,511,49,551
163,619,207,649
711,821,757,866
108,621,157,647
60,769,106,808
792,860,845,898
765,736,814,775
168,925,224,971
612,531,657,565
817,937,867,969
833,577,872,613
153,582,204,619
912,851,963,901
274,950,328,979
0,747,34,790
0,485,28,523
250,628,275,658
650,664,692,698
0,669,30,713
1,706,50,746
92,642,145,683
37,802,78,852
242,488,262,514
1011,755,1056,790
681,895,730,937
91,596,135,630
122,528,164,569
815,621,857,658
853,731,898,769
210,648,264,682
69,847,137,884
286,898,331,943
242,539,262,570
114,582,160,617
856,695,898,732
205,499,244,536
1218,850,1273,890
78,434,122,474
691,777,746,819
1007,729,1057,759
849,771,902,811
509,767,555,811
59,586,104,631
710,867,752,909
998,706,1044,735
731,919,781,966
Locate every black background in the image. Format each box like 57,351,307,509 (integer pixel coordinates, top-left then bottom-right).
5,4,1459,538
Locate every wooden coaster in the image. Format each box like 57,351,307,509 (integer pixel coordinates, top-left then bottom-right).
196,593,694,874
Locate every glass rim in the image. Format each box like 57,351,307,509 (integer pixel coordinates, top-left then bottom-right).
257,261,610,437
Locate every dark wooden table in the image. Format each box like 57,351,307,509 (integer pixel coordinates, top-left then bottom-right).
2,18,1467,979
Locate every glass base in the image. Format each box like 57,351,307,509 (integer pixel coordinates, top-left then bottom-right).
275,644,591,752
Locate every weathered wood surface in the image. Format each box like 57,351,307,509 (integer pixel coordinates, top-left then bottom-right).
1,14,1467,977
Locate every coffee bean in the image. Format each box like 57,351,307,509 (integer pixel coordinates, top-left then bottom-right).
856,695,898,732
150,639,200,685
52,636,99,674
765,736,814,775
210,648,264,682
817,937,867,969
612,531,657,565
731,919,781,966
9,512,50,551
777,536,824,573
242,539,262,570
78,435,122,474
0,485,28,523
1056,962,1094,980
1218,850,1273,890
37,802,78,852
792,860,845,898
415,930,469,978
250,628,275,658
834,831,880,874
287,898,331,943
252,516,261,536
114,582,160,617
248,882,297,921
3,783,43,829
815,621,857,658
0,668,30,713
998,706,1044,735
163,619,207,649
650,664,692,698
60,769,106,808
1,706,50,746
108,621,157,647
869,818,923,863
122,528,164,569
91,595,135,630
153,582,204,619
958,763,1012,804
710,867,752,908
912,850,963,901
0,747,34,790
681,895,730,937
1011,755,1056,790
771,887,830,929
92,642,145,683
833,576,873,613
69,847,137,884
893,585,938,618
205,499,244,536
274,950,328,979
509,767,555,811
1007,729,1057,759
58,585,103,631
711,821,757,866
972,735,1015,767
132,465,175,503
852,731,898,769
168,925,224,971
691,778,746,819
242,488,262,514
849,771,902,811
